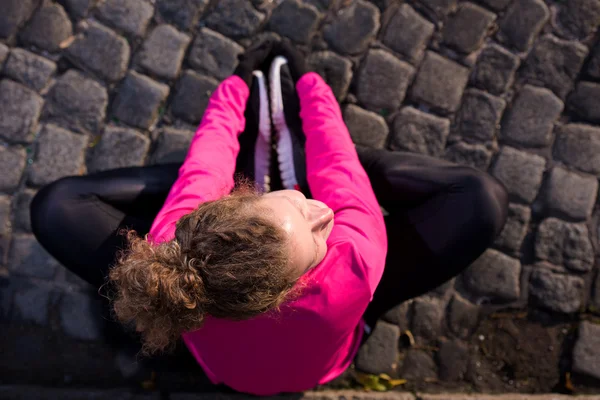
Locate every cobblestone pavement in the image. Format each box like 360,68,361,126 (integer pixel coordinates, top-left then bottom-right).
1,0,600,396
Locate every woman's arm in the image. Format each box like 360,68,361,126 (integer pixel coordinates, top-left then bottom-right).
297,73,387,293
149,76,249,243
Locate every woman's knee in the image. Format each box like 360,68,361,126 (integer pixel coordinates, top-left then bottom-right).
30,177,82,239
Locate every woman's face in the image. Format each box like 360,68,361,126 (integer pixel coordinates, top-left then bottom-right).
260,190,334,277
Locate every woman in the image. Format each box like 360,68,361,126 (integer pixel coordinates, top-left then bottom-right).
31,40,508,395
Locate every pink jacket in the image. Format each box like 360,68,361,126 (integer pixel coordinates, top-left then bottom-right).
149,73,387,395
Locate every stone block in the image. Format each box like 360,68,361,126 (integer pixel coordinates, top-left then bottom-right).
356,49,415,112
476,0,511,11
497,0,549,52
535,218,594,273
543,167,597,221
11,189,36,232
0,0,40,39
308,51,353,102
588,42,600,79
151,127,194,164
60,0,97,20
416,0,458,19
438,339,469,381
13,281,52,325
323,0,380,55
442,2,496,54
95,0,154,37
0,196,10,236
382,300,411,330
171,70,219,124
556,0,600,40
411,297,444,343
0,44,9,66
568,81,600,123
66,20,130,82
111,71,170,130
521,34,589,100
471,44,520,95
391,107,450,156
447,294,479,339
457,89,505,142
4,49,57,92
0,80,43,143
500,85,563,147
42,70,108,135
529,266,584,313
0,147,26,192
573,321,600,380
29,125,88,186
410,51,470,114
137,24,191,80
188,28,244,80
204,0,265,38
443,141,492,171
399,349,437,380
88,126,150,173
156,0,208,31
8,234,59,279
491,146,546,203
592,273,600,312
268,0,321,44
381,4,434,65
553,124,600,176
60,291,103,340
19,2,73,52
355,321,399,374
462,249,521,302
494,203,531,255
343,105,388,149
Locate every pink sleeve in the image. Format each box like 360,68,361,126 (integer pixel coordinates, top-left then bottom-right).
149,76,250,243
296,73,387,294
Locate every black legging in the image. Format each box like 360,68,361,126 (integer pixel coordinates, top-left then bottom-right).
30,147,508,328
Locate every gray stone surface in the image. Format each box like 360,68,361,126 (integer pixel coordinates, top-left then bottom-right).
111,71,170,130
555,0,600,40
8,234,58,279
438,339,470,381
497,0,549,52
268,0,321,44
471,44,520,96
457,89,505,143
568,81,600,123
442,2,496,54
0,196,10,236
0,79,43,143
494,203,531,255
343,105,389,149
204,0,266,39
171,70,219,124
529,266,584,313
60,291,103,341
543,167,597,221
573,321,600,380
462,249,521,302
355,321,399,374
60,0,96,20
490,146,546,203
188,28,244,80
151,127,194,164
476,0,511,11
443,141,492,171
410,51,470,114
137,24,191,80
356,49,415,112
88,126,150,173
95,0,154,37
323,0,380,55
588,42,600,79
66,20,130,82
11,189,36,232
29,124,88,186
500,85,563,148
521,35,589,100
19,2,73,53
400,349,438,380
535,218,594,273
0,44,9,66
416,0,458,19
0,0,40,39
382,300,411,330
553,124,600,176
447,294,479,339
0,147,26,193
4,49,56,92
308,51,352,102
156,0,208,31
381,4,434,65
13,282,52,325
593,273,600,312
391,107,450,156
42,70,108,135
411,297,444,343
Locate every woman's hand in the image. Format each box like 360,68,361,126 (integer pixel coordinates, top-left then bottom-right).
234,38,276,86
273,40,309,83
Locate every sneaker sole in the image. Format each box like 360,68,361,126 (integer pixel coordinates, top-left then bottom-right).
253,70,271,193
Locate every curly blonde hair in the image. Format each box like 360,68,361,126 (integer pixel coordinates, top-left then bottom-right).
109,186,297,354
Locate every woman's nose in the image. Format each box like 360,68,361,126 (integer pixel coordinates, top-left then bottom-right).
308,205,333,231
